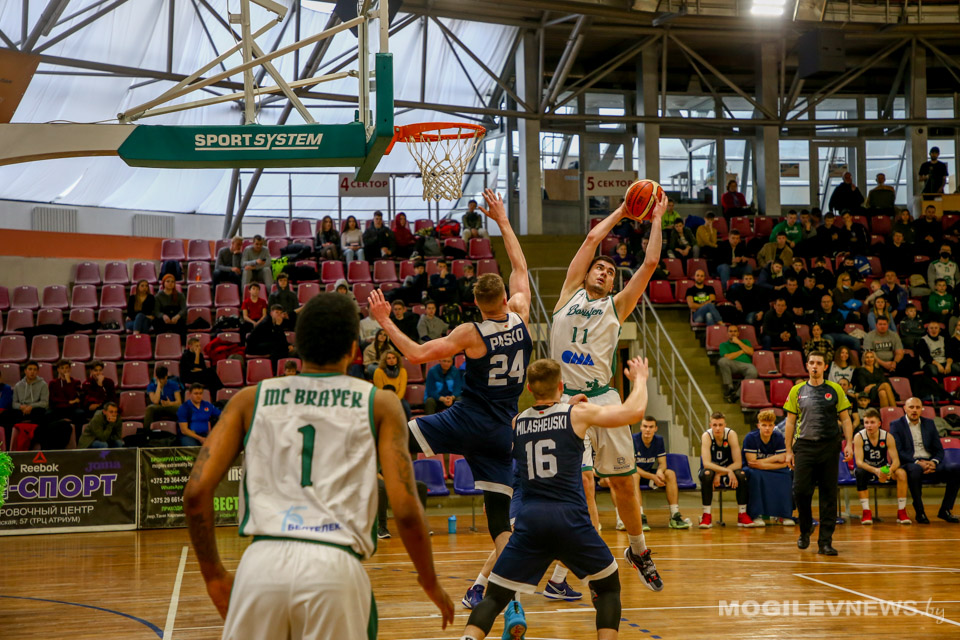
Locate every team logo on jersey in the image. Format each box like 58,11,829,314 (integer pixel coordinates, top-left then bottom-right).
825,393,833,400
566,304,604,319
880,441,886,448
561,350,595,366
280,506,305,531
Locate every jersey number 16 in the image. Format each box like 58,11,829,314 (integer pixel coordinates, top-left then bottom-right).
525,439,558,480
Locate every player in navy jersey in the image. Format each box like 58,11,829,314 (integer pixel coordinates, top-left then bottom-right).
459,356,654,640
699,412,762,528
369,189,533,606
853,408,911,525
630,416,690,529
742,410,794,525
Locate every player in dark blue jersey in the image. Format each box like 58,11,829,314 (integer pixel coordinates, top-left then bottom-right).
853,408,910,525
742,409,794,525
459,356,658,640
369,189,533,606
630,417,691,529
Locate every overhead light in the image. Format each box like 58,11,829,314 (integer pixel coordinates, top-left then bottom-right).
750,0,786,16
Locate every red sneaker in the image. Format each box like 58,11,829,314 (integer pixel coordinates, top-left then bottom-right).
737,512,762,527
897,509,912,525
699,513,712,529
861,509,873,525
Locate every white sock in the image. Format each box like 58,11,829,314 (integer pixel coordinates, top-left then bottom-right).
615,508,621,520
703,506,712,515
669,504,679,515
550,566,568,584
898,498,907,510
628,533,647,555
738,505,746,514
639,506,644,515
473,574,488,588
860,499,870,511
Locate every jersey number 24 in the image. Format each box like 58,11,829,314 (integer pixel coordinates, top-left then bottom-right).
488,351,524,387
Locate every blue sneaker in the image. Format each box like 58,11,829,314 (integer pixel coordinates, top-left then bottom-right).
501,600,526,640
543,579,582,601
462,584,484,609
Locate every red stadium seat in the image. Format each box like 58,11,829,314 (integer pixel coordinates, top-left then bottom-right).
216,388,239,404
187,283,213,308
753,351,779,378
648,280,676,304
769,378,793,407
0,336,27,363
42,285,70,310
347,261,373,284
121,362,151,389
942,437,960,449
70,285,98,309
600,235,619,256
11,285,40,310
794,324,810,345
921,406,936,421
352,283,374,304
0,363,20,386
74,262,102,285
753,216,774,239
151,421,177,434
277,358,301,375
739,379,771,409
405,384,425,410
379,282,400,293
217,359,244,387
706,279,725,303
265,219,288,239
373,260,398,284
220,332,242,344
290,219,313,239
413,219,432,233
888,377,912,406
99,285,127,309
451,259,472,279
132,261,158,285
705,325,726,353
160,239,186,261
187,333,211,350
476,259,498,276
730,216,753,239
0,286,8,311
881,407,904,431
444,237,467,256
93,334,122,361
246,358,274,385
37,362,55,382
124,334,152,360
714,217,729,240
675,279,693,302
403,358,424,384
943,376,960,395
942,405,960,420
215,284,241,307
187,240,212,261
154,333,182,360
737,325,757,345
61,334,91,361
30,335,60,362
321,261,346,284
187,261,213,284
468,238,493,259
778,351,807,379
298,283,321,304
662,259,684,281
121,422,142,439
119,391,146,420
267,238,288,258
4,309,33,334
187,307,212,332
685,259,709,279
103,262,130,285
93,309,120,335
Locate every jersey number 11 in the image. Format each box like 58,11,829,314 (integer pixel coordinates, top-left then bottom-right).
571,328,588,344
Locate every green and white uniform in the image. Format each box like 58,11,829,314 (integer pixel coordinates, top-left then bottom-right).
223,373,379,640
551,288,636,477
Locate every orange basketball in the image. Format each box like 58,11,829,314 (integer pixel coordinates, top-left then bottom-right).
623,179,664,221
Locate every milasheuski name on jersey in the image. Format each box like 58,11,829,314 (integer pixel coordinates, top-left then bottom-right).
261,386,364,408
516,413,566,435
193,132,323,151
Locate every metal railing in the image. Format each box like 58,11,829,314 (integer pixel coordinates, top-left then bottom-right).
527,269,555,359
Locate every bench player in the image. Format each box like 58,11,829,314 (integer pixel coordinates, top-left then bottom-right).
368,189,532,604
853,408,911,525
183,293,454,639
551,193,667,590
459,356,652,640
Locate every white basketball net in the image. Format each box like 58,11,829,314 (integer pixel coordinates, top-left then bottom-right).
401,126,485,202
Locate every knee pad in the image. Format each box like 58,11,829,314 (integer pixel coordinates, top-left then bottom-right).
484,491,512,541
734,469,747,481
702,469,715,480
589,571,622,631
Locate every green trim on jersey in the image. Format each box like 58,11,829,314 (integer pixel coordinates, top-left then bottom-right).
367,591,378,640
367,386,378,440
368,385,378,556
553,287,584,317
298,372,343,377
564,384,611,398
251,535,362,560
594,467,638,478
237,381,262,537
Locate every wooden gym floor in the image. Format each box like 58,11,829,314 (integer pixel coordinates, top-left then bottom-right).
2,505,960,640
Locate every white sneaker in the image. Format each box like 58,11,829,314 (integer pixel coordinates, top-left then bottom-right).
615,518,627,531
780,518,796,526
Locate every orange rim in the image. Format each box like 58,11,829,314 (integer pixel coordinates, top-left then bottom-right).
386,122,486,154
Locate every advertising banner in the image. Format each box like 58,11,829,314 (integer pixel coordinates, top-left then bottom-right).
0,449,138,535
338,173,390,197
585,171,639,197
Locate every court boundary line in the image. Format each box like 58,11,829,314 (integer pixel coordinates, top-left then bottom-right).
163,546,188,640
0,594,163,637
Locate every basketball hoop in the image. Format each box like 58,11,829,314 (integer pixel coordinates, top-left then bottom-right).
392,122,486,201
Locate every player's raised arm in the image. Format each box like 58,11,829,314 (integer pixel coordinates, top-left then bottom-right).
183,385,254,619
376,388,455,628
478,189,529,322
570,356,649,436
614,191,668,320
555,202,629,313
368,289,477,364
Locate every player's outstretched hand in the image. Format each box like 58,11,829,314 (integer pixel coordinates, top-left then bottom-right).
650,189,669,221
478,189,507,225
624,356,649,382
205,570,235,620
418,574,455,629
368,288,392,325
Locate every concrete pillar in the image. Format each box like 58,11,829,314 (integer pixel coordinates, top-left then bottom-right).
905,41,927,210
754,42,780,216
635,45,660,181
516,30,543,235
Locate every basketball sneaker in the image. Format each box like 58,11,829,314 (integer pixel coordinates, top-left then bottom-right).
668,512,691,529
897,509,912,524
780,517,796,526
699,513,712,529
737,513,763,527
462,584,484,609
615,517,626,531
641,513,651,532
543,580,582,601
624,547,663,592
377,527,391,539
861,510,873,525
502,600,526,640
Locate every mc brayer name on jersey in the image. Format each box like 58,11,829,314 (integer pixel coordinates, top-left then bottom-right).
489,327,525,350
515,413,567,436
565,304,604,319
193,132,323,152
261,387,364,408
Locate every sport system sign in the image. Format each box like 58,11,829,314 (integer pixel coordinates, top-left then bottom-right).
194,131,324,152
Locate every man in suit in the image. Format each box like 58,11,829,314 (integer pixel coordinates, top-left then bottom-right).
889,397,960,524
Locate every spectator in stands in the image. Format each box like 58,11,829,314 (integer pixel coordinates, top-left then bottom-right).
358,309,382,348
6,360,48,426
392,212,417,259
268,272,300,330
919,146,950,194
696,212,719,264
179,336,219,392
830,273,864,324
782,277,806,318
241,282,268,334
241,234,273,291
867,296,896,332
915,205,942,259
429,259,458,304
390,299,420,343
795,210,819,256
126,279,156,334
155,274,186,336
742,409,793,525
889,397,960,523
727,272,766,325
632,416,691,529
853,408,910,525
49,359,85,433
425,356,462,415
363,210,395,260
412,222,443,259
334,278,351,298
815,213,842,257
916,322,951,378
804,323,834,365
814,293,858,351
717,324,758,403
770,210,802,248
662,198,682,227
928,245,959,291
82,360,116,415
373,351,411,419
458,263,477,306
864,316,915,376
828,172,864,214
612,242,639,272
698,412,758,528
388,260,428,306
809,256,835,289
341,216,365,263
364,329,391,379
461,199,489,240
143,364,182,428
761,297,800,350
852,350,896,408
315,215,341,260
899,305,926,350
417,301,448,342
720,180,749,220
828,346,855,386
864,173,896,215
667,218,698,267
715,229,752,290
283,361,299,376
839,255,868,293
78,401,124,449
880,270,909,321
835,211,870,256
176,383,220,446
757,232,793,285
247,304,295,365
784,257,808,284
891,208,916,244
797,274,821,317
881,230,915,277
686,269,721,326
766,260,787,291
214,236,244,286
